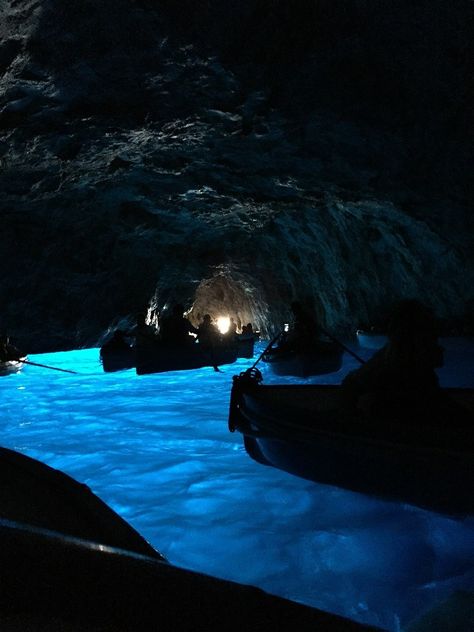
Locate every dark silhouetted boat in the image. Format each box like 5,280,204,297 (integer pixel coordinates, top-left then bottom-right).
136,340,239,375
234,333,256,359
100,346,136,372
262,341,343,377
0,446,163,558
228,369,474,515
0,520,377,632
0,447,376,631
0,356,27,376
101,331,254,374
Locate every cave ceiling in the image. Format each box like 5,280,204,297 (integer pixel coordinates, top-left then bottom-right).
0,0,473,351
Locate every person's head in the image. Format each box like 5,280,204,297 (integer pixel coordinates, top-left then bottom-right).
203,314,211,324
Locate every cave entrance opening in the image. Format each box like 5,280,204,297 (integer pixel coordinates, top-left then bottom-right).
187,274,264,335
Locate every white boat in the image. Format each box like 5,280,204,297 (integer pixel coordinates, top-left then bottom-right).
0,356,27,376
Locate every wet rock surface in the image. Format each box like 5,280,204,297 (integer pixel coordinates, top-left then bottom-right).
1,0,473,352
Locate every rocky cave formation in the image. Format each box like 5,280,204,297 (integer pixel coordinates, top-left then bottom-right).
0,0,473,352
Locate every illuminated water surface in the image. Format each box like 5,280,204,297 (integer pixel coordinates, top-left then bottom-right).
1,339,473,631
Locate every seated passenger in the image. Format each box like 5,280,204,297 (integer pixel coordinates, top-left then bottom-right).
197,314,221,371
228,317,237,336
197,314,220,348
129,313,159,348
160,304,197,346
278,300,321,353
100,330,131,355
341,299,455,424
241,322,254,339
223,317,238,342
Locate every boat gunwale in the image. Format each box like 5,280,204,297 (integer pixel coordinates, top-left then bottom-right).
231,382,474,458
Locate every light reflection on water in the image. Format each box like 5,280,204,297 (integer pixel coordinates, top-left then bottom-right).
1,339,473,631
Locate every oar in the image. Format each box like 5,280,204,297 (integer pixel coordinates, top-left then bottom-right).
320,328,366,365
210,351,222,373
250,330,283,370
19,359,78,374
197,346,222,373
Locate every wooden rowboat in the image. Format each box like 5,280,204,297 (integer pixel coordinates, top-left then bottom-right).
0,520,375,632
228,369,474,515
100,347,136,372
0,448,375,631
136,340,239,375
0,356,27,376
0,446,163,558
234,334,255,359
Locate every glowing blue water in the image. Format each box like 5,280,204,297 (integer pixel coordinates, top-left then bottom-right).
1,339,473,631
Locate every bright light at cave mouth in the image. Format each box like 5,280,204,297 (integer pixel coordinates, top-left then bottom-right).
217,316,230,334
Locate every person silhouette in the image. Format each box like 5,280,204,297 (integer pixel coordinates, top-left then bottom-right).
341,299,453,424
242,323,253,335
224,317,237,340
100,330,131,355
197,315,220,371
0,335,23,362
197,315,219,347
160,304,197,346
129,314,159,348
277,300,321,353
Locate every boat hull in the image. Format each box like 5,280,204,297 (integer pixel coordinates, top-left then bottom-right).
229,375,474,515
0,446,162,559
101,335,253,374
235,335,255,359
100,348,136,372
136,342,239,375
0,520,374,632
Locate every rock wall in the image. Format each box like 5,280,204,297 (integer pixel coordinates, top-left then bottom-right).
0,1,472,351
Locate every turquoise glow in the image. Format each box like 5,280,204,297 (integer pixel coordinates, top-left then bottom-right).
1,339,473,631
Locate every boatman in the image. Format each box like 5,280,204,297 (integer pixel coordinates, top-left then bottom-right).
196,315,221,372
277,300,322,353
